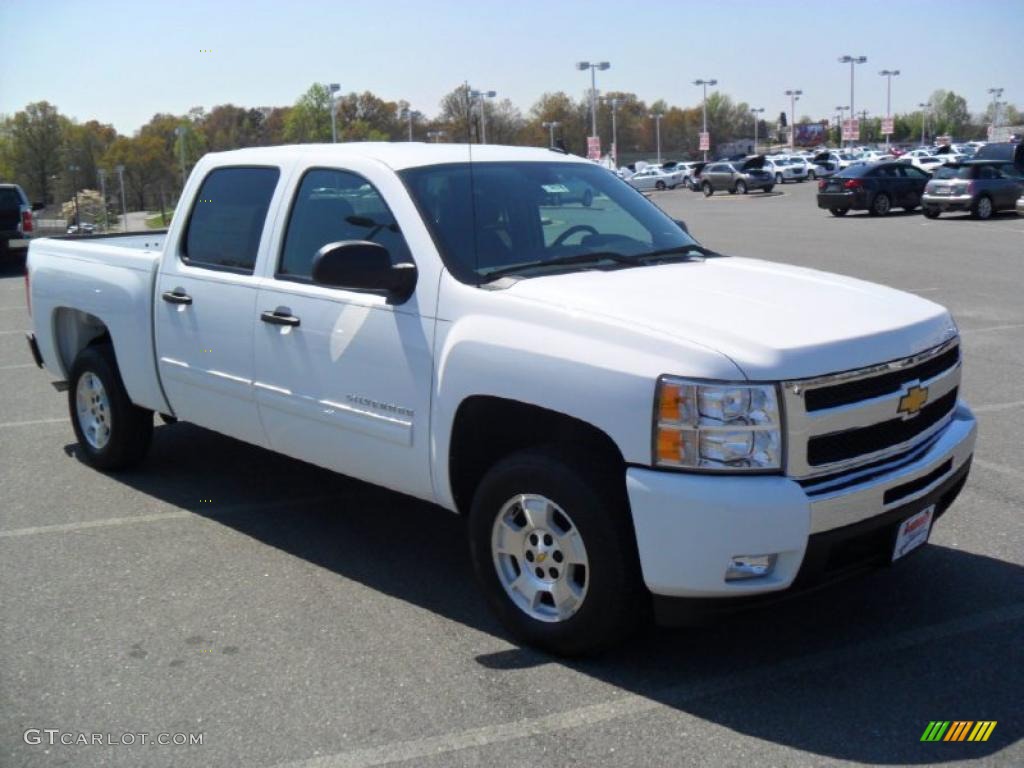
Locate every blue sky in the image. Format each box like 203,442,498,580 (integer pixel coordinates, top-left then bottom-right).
2,0,1021,133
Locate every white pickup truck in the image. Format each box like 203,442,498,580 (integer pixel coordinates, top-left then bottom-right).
25,143,976,655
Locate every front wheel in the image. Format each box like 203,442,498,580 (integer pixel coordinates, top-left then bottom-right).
830,208,848,217
468,447,644,656
923,206,941,219
870,192,891,216
775,173,783,185
702,182,713,197
971,195,993,220
763,185,774,193
735,180,747,194
808,170,817,180
655,180,666,191
69,344,153,470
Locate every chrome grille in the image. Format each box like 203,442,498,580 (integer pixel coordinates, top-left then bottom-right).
783,337,961,479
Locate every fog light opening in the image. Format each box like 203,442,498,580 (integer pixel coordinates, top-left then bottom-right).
726,554,778,581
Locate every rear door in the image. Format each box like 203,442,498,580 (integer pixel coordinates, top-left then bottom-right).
154,165,283,447
251,161,436,501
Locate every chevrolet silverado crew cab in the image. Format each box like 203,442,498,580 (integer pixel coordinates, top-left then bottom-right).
25,144,976,655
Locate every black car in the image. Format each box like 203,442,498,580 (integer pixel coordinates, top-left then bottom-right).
0,183,42,256
816,162,931,217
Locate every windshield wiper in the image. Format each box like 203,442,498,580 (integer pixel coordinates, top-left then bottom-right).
635,243,719,262
479,251,636,282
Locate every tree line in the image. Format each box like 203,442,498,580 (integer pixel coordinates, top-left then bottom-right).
0,83,1018,213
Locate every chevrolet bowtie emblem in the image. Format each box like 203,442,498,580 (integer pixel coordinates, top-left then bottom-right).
898,384,929,418
536,553,547,563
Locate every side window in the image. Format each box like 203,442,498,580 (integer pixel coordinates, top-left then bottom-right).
901,165,927,179
999,163,1021,179
278,168,412,281
183,167,279,273
977,165,999,180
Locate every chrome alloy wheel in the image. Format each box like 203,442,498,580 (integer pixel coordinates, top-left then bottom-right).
76,372,112,450
491,494,589,623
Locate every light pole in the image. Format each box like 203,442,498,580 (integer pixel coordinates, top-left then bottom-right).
426,130,447,143
918,103,931,147
541,121,561,148
692,78,717,160
67,164,81,231
837,55,867,147
173,125,187,190
602,97,621,166
834,106,849,146
470,89,497,143
988,87,1004,136
785,89,803,150
328,83,340,142
97,168,108,232
576,61,610,139
401,107,420,141
648,112,664,163
751,107,764,154
879,69,900,150
115,164,127,232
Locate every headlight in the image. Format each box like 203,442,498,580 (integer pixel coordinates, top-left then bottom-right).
654,377,783,471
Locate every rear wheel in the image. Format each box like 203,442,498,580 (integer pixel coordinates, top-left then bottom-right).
775,173,783,185
870,192,891,216
702,182,713,197
830,208,848,217
735,180,747,194
655,180,666,191
468,446,644,656
69,344,153,470
763,185,774,193
971,195,993,220
923,206,941,219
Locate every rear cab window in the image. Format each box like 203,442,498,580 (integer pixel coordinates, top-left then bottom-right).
182,166,280,274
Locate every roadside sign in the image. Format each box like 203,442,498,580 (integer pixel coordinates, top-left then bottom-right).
882,117,894,135
699,132,710,151
586,136,601,161
842,119,860,141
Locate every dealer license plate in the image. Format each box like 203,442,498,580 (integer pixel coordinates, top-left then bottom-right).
892,505,934,561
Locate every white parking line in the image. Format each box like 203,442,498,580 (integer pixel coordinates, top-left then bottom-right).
0,329,25,335
972,400,1024,414
0,417,66,429
960,323,1024,335
273,602,1024,768
0,363,36,371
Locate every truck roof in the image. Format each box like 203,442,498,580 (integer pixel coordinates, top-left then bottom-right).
203,143,587,171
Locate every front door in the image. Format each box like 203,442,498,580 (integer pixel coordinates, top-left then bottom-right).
154,165,281,447
252,164,435,501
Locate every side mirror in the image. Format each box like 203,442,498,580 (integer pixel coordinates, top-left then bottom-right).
674,219,689,234
32,202,46,211
311,240,417,304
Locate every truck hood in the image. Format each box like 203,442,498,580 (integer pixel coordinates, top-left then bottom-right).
505,257,956,380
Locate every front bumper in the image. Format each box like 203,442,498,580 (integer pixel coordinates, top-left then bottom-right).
626,401,976,602
922,193,973,211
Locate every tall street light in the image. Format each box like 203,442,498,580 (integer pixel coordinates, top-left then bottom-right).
602,97,621,166
838,55,867,147
834,106,849,146
785,89,803,150
879,69,900,150
918,102,931,147
988,87,1004,135
649,112,664,164
751,107,764,155
470,89,497,143
693,78,717,160
541,121,561,148
577,61,610,139
97,168,109,232
400,107,420,141
115,165,127,232
328,83,340,142
67,164,81,230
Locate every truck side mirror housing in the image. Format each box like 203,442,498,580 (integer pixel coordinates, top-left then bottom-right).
311,240,417,304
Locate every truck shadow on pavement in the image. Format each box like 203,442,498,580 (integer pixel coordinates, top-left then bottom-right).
74,421,1023,765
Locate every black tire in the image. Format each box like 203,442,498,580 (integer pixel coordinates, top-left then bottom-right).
655,180,666,191
775,173,783,185
808,170,817,180
735,180,747,194
870,192,891,216
763,185,774,193
68,344,153,470
582,188,593,207
830,208,848,217
903,205,918,213
971,195,993,220
923,206,941,219
702,182,713,197
468,446,644,656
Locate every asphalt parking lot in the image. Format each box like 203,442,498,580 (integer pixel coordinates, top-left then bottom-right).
1,180,1021,767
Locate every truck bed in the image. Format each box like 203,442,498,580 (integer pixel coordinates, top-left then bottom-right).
27,232,171,414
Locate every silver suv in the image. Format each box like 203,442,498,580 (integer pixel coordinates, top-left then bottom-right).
700,157,775,196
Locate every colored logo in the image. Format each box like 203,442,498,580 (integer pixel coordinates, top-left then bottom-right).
921,721,997,742
898,384,929,418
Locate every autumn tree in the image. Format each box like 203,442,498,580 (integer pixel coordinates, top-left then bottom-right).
6,101,65,203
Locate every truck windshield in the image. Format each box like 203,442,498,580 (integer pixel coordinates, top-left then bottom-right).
400,161,696,283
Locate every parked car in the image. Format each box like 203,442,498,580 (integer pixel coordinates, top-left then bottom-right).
973,141,1024,166
816,161,931,216
787,156,823,180
700,157,774,195
628,166,683,191
904,155,945,174
0,183,41,256
686,161,708,190
25,143,975,655
541,178,596,207
922,161,1024,220
762,157,807,184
